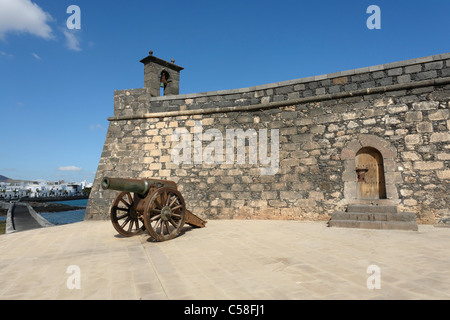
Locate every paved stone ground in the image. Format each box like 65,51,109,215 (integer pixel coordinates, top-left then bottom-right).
0,220,449,300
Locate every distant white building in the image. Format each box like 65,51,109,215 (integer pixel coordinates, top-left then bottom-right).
0,179,93,200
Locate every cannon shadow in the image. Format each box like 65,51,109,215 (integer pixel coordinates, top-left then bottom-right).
143,224,196,243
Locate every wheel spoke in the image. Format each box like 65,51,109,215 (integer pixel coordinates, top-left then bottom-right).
150,214,161,221
135,219,140,231
159,220,165,235
120,216,131,229
127,219,134,232
116,212,129,220
154,218,162,231
164,192,170,206
169,217,178,228
127,192,134,205
120,198,131,208
169,197,178,208
164,221,170,235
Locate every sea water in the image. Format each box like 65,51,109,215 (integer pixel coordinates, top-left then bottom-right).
39,199,88,225
0,199,88,225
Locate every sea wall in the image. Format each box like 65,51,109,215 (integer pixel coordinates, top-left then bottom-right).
86,53,450,223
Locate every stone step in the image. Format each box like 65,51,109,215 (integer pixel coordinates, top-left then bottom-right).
328,204,418,231
328,219,418,231
346,204,398,214
330,211,416,222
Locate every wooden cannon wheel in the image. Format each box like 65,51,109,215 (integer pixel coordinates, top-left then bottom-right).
110,191,145,237
143,187,186,241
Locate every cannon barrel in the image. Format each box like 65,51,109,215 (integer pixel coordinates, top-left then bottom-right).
102,177,178,196
102,177,151,195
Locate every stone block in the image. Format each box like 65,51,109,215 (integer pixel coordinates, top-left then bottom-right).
332,76,348,85
437,153,450,160
347,121,359,129
379,77,393,86
405,134,422,145
280,191,303,201
402,151,421,161
363,119,377,125
374,98,394,107
412,101,439,110
387,68,403,76
315,88,326,95
292,134,313,143
442,68,450,77
405,64,422,74
413,161,444,170
372,71,385,79
428,109,449,120
342,112,358,120
310,125,326,134
430,132,450,143
437,170,450,180
416,122,433,133
415,70,438,80
388,104,408,114
424,61,444,70
308,191,324,200
261,191,278,200
405,111,423,122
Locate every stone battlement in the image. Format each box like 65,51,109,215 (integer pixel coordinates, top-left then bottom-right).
111,53,450,119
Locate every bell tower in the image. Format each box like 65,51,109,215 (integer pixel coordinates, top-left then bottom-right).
140,50,184,97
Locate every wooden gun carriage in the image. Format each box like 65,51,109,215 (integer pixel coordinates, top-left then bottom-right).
102,177,206,241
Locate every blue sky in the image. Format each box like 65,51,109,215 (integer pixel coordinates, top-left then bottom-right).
0,0,449,183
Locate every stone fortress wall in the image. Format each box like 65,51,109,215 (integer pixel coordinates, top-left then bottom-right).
86,52,450,224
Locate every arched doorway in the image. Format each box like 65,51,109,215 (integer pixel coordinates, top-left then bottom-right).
355,147,387,199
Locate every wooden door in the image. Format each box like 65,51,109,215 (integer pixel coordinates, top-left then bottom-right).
355,147,386,199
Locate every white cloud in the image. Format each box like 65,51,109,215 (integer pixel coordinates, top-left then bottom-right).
63,29,82,52
58,166,83,172
90,124,105,131
0,50,13,58
31,52,41,60
0,0,53,40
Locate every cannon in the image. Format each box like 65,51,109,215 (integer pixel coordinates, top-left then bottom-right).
102,177,206,241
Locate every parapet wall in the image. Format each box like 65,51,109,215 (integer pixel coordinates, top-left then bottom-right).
86,53,450,223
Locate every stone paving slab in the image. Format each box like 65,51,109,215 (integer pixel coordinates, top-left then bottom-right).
0,220,449,300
